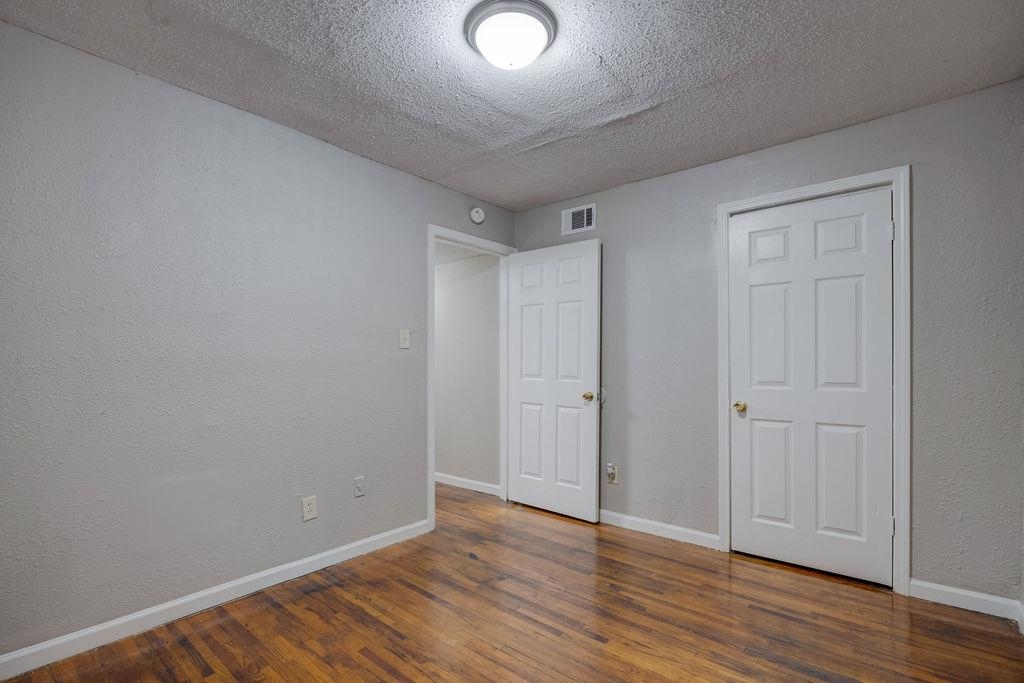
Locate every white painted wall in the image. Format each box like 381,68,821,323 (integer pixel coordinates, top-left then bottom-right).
515,79,1024,600
0,21,513,656
434,255,501,486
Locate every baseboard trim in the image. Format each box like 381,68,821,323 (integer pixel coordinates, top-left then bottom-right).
434,472,501,496
0,518,432,680
908,578,1023,629
599,509,721,551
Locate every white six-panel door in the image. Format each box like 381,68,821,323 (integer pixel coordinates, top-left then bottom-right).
729,188,893,585
508,239,600,522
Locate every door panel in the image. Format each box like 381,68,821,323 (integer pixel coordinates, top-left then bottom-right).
729,188,893,585
508,239,600,522
815,423,865,538
750,419,793,525
815,276,863,388
520,404,543,478
555,406,582,486
749,283,791,387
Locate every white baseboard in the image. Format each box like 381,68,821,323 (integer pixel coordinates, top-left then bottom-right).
434,472,501,496
908,578,1023,630
599,509,721,551
0,518,432,680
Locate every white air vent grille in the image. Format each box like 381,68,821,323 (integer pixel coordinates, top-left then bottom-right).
561,203,596,236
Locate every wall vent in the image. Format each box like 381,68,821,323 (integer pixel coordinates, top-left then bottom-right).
561,203,596,236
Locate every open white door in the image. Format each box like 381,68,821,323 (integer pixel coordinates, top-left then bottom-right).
508,239,600,522
728,187,893,585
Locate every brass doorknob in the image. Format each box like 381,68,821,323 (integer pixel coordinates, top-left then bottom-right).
732,400,747,413
582,391,595,402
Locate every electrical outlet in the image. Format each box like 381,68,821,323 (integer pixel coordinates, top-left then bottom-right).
605,463,618,485
398,329,411,349
353,476,366,498
301,495,318,522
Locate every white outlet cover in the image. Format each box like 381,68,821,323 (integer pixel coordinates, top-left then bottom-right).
398,329,411,349
301,495,318,522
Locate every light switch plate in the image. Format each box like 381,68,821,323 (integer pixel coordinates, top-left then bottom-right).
398,329,411,349
353,476,366,498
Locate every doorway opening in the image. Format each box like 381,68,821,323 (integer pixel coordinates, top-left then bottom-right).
426,225,515,528
427,226,603,526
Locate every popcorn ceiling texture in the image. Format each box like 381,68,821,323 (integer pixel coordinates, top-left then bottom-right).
1,1,1023,211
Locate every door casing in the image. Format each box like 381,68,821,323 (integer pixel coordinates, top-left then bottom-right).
715,167,911,595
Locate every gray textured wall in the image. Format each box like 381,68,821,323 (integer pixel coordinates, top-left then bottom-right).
0,22,513,654
516,80,1024,599
435,255,501,485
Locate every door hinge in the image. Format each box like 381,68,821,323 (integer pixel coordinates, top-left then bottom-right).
890,517,896,537
889,221,895,242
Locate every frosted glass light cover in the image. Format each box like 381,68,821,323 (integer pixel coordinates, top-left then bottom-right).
473,11,550,70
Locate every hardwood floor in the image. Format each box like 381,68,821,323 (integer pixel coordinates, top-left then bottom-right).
12,484,1024,681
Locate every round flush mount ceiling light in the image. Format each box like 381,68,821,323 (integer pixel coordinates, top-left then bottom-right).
465,0,556,71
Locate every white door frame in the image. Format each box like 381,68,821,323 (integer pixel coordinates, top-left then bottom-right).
716,167,911,595
426,224,516,528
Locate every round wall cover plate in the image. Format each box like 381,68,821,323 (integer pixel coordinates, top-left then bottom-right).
470,207,486,224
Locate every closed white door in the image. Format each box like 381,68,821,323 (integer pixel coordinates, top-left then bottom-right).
729,187,893,585
508,239,600,522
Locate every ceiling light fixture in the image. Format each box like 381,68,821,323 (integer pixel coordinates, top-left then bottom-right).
465,0,556,71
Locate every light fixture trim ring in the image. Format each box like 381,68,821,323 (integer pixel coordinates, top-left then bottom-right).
464,0,557,58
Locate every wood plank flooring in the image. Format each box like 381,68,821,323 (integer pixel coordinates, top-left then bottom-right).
11,484,1024,681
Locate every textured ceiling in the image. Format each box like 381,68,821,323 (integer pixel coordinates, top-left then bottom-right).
3,1,1023,211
